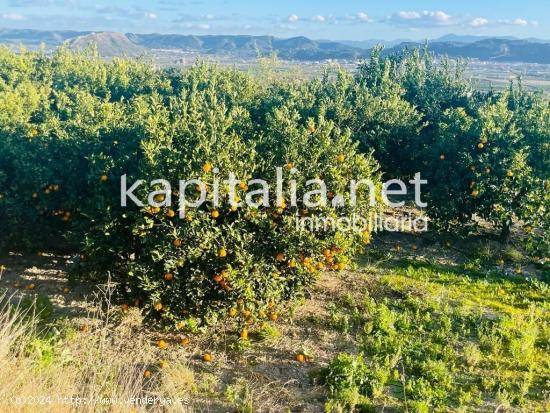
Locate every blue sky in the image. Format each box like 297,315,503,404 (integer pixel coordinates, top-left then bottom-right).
0,0,548,40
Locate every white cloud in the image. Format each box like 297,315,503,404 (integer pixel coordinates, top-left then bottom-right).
390,10,452,27
470,17,489,27
312,15,326,22
397,11,422,20
287,14,299,23
144,12,157,20
1,12,25,20
197,23,210,30
356,12,371,22
497,18,535,27
511,18,528,26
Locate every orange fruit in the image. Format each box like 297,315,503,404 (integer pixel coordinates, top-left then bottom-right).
202,353,213,362
218,248,227,258
26,283,35,290
143,370,152,378
276,253,285,262
240,329,248,340
180,336,190,346
285,162,294,170
228,307,237,317
157,339,168,350
211,210,220,219
288,259,297,268
213,274,223,283
239,181,248,191
506,170,514,177
471,190,479,197
477,143,484,149
164,272,174,281
295,354,306,363
173,239,182,247
202,162,213,173
336,154,345,163
100,174,108,182
166,209,176,218
269,312,278,321
63,287,70,294
154,302,163,311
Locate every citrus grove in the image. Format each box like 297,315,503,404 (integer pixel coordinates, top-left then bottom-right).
0,46,548,331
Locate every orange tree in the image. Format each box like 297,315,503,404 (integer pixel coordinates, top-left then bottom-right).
76,64,382,328
421,93,543,240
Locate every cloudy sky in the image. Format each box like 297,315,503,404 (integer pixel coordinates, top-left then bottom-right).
0,0,547,40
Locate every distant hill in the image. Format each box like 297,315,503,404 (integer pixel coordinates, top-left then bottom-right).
67,32,145,57
128,33,365,60
1,28,550,64
386,38,550,64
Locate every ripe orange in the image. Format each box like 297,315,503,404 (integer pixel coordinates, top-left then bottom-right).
154,302,163,311
471,190,479,197
173,239,182,247
211,210,220,219
202,162,213,173
506,170,514,177
100,174,108,182
477,143,484,149
269,312,278,321
228,307,237,317
164,272,174,281
240,329,248,340
26,283,35,290
295,354,306,363
285,162,294,170
157,339,168,350
218,248,227,258
239,181,248,190
180,336,190,346
336,154,345,163
63,287,70,294
202,353,213,362
276,253,285,262
166,209,176,218
213,274,223,283
143,370,152,378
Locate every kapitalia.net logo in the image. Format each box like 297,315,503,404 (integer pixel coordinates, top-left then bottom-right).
120,167,429,233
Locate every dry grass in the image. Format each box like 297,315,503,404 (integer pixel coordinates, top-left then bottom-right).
0,284,194,413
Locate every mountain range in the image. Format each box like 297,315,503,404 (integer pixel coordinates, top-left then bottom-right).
1,28,550,64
